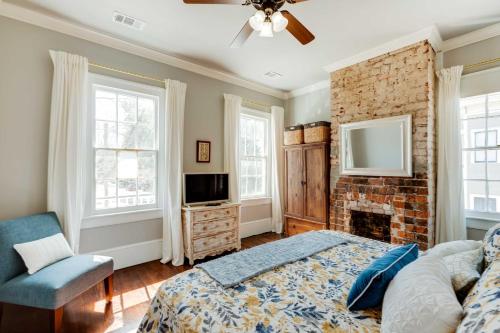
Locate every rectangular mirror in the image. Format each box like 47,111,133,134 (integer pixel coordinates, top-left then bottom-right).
340,115,412,177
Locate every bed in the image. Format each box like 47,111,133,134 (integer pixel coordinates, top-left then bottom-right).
138,231,392,333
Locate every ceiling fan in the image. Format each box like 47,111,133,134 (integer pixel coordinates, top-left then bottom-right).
183,0,315,48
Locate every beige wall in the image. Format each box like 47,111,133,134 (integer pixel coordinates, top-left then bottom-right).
284,88,330,127
0,16,283,253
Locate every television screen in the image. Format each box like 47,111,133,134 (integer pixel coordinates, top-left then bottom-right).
184,173,229,205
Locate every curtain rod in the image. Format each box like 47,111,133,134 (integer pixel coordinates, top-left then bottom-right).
464,57,500,71
89,63,164,84
89,62,273,109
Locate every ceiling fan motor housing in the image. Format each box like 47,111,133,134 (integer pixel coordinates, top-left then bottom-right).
250,0,287,13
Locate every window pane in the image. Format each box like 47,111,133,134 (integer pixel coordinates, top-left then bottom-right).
96,198,116,210
138,98,155,126
461,95,486,119
489,93,500,116
255,119,266,156
464,180,486,211
95,150,116,179
118,179,137,197
95,121,117,148
117,151,137,179
138,178,155,195
461,118,486,149
138,195,155,205
96,180,116,199
118,123,137,149
487,156,500,180
118,94,137,123
138,152,156,178
95,90,116,121
118,196,137,208
135,125,155,149
488,182,500,213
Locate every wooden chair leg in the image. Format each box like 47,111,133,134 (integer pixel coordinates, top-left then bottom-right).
104,274,114,303
49,307,63,333
0,302,4,326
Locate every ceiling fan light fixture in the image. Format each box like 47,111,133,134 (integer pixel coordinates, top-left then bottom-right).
249,10,265,31
271,11,288,32
259,20,274,37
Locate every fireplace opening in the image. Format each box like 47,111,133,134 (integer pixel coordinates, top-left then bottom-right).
350,210,391,243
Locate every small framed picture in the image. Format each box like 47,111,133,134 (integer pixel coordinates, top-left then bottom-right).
196,140,211,163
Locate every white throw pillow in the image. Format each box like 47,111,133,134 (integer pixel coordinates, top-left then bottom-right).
381,256,463,333
13,233,74,274
443,248,483,300
424,240,482,258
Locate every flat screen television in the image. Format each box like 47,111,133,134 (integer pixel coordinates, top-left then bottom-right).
183,173,229,206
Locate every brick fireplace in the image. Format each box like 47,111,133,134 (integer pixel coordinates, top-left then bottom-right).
329,41,436,250
350,210,391,243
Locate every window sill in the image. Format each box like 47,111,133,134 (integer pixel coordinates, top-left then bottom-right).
466,216,499,231
241,197,272,207
81,208,163,229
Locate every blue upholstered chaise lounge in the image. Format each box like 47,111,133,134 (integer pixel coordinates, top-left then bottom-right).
0,212,114,333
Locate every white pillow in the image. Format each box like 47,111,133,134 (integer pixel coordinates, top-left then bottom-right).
424,240,482,258
13,233,74,274
443,248,483,296
381,256,463,333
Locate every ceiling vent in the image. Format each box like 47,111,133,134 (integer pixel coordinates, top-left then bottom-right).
264,71,283,79
113,11,145,31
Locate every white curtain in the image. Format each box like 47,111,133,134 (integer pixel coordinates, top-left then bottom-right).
436,66,466,243
224,94,242,203
161,79,187,266
47,50,88,253
270,106,285,233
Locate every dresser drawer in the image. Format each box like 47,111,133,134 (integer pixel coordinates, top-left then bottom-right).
193,217,236,238
193,231,236,253
193,207,237,222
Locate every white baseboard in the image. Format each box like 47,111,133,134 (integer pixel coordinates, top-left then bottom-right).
88,218,273,270
90,239,162,270
240,218,273,238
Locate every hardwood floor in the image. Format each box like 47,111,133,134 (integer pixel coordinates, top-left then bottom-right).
0,232,282,333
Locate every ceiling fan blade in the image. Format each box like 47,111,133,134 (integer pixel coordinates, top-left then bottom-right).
286,0,309,3
230,21,254,48
183,0,243,4
281,10,315,45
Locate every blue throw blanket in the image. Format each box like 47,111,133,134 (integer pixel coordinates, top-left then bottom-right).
196,231,349,288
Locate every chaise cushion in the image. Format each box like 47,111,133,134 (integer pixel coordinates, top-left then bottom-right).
0,255,113,309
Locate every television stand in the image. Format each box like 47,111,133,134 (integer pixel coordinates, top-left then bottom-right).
181,202,241,265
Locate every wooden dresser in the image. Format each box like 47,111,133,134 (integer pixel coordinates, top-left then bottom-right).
284,142,330,236
182,203,241,265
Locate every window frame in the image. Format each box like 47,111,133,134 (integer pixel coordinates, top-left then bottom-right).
473,129,498,163
239,107,272,202
82,74,165,228
461,93,500,221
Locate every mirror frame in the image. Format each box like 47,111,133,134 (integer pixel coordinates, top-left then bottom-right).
339,114,413,177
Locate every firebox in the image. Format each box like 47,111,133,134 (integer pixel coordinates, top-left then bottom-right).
350,210,391,243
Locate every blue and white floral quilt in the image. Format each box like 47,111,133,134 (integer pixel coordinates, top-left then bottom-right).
138,231,393,333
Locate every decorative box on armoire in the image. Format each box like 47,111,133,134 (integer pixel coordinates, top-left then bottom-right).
284,142,330,236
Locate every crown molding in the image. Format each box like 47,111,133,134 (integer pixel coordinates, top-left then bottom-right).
285,80,330,99
0,1,287,100
440,22,500,52
324,26,443,73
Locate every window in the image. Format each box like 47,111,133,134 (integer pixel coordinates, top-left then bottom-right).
461,92,500,217
87,74,164,216
239,108,271,199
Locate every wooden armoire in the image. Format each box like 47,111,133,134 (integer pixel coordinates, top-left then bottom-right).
284,142,330,236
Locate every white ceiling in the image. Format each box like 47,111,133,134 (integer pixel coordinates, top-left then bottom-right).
7,0,500,92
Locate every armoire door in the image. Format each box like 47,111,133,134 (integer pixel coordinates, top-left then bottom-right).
303,144,327,223
285,147,304,218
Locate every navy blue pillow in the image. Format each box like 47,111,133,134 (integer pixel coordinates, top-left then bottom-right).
347,243,419,311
